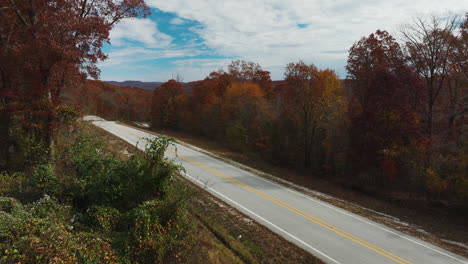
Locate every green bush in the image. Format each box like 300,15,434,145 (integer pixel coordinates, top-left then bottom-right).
0,130,192,263
128,198,191,263
69,135,183,211
0,196,116,264
88,205,121,234
31,164,61,198
0,172,27,197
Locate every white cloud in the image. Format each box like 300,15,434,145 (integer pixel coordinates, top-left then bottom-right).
100,47,204,67
146,0,467,79
170,17,186,25
109,18,173,48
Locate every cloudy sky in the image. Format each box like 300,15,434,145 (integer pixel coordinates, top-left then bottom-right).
99,0,467,82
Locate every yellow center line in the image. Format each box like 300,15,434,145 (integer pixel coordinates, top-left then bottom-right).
109,124,414,264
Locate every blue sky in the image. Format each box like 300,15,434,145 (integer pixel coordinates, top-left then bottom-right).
99,1,467,82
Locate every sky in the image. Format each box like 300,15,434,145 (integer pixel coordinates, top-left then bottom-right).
98,0,468,82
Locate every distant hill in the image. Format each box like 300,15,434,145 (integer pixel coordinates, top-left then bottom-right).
103,79,350,94
104,81,164,90
104,80,192,90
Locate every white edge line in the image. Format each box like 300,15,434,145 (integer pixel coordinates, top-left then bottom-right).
92,120,468,264
91,121,340,263
170,135,468,264
183,172,341,264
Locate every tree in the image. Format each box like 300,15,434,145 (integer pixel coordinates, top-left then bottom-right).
346,30,422,185
223,82,268,152
0,0,149,164
152,79,185,129
313,69,348,176
401,16,459,139
284,61,320,168
446,14,468,142
227,60,272,96
346,30,408,106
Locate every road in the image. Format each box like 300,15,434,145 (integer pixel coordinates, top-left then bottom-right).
88,116,467,264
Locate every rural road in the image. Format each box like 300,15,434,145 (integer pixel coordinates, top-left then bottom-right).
87,116,467,264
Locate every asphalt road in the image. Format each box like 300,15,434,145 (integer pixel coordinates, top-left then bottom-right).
88,116,467,264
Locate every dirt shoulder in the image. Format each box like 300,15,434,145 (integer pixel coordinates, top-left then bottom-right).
122,124,468,258
87,121,323,264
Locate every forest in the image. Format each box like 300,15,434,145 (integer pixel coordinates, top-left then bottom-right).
147,17,468,205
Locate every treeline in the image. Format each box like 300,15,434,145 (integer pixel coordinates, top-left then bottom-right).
152,16,467,204
62,80,153,122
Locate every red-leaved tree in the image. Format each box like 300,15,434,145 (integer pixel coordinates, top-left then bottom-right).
346,30,423,187
0,0,149,164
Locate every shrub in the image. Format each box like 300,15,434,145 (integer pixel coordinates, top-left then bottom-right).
128,198,191,263
1,129,192,263
0,196,116,264
88,206,121,234
31,164,61,198
0,172,27,197
69,135,183,211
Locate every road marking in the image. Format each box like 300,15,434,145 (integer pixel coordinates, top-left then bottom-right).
244,172,468,264
101,123,414,264
172,149,413,264
95,121,468,264
184,172,342,264
94,121,468,263
170,139,468,264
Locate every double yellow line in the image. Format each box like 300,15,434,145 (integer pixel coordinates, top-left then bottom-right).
111,124,413,264
176,153,413,264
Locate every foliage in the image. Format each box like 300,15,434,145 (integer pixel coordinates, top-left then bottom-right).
128,198,191,263
0,195,117,264
152,80,185,129
69,134,183,211
62,80,153,122
0,127,192,263
30,164,61,198
226,123,248,152
0,0,150,167
56,104,81,125
0,172,27,197
346,30,423,187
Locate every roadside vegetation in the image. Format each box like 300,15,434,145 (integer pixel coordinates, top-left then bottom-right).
1,119,323,263
0,121,193,263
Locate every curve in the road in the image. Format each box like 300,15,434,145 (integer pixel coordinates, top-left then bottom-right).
90,118,468,264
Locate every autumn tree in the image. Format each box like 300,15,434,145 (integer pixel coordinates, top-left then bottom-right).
180,71,230,138
227,60,272,96
0,0,149,165
446,14,468,142
313,69,348,176
223,82,269,152
346,30,422,186
152,79,185,129
282,61,318,168
401,16,459,139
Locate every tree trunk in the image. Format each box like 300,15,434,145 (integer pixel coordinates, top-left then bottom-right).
0,69,11,169
0,110,10,169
